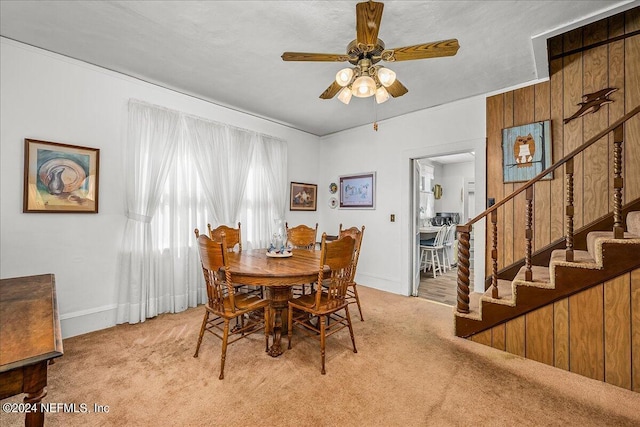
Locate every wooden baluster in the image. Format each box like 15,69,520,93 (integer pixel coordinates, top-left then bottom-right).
613,125,624,239
565,158,574,262
456,225,471,313
525,186,533,281
491,210,499,299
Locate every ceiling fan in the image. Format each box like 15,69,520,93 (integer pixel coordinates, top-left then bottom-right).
281,0,460,105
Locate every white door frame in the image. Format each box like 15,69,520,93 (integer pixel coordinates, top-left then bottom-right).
411,159,421,296
400,138,486,297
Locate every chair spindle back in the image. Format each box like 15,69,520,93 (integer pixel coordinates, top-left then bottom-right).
314,233,355,308
195,230,237,313
338,224,365,282
207,222,242,252
286,222,318,250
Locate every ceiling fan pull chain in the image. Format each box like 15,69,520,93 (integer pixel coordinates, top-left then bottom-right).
373,97,379,131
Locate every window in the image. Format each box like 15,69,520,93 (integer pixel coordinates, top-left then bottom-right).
118,100,287,323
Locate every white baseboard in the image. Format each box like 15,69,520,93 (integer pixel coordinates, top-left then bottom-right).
56,274,404,339
355,272,401,295
59,304,118,339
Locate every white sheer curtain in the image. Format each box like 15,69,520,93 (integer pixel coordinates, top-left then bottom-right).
261,135,288,221
150,136,212,315
184,116,255,226
241,136,288,249
117,101,288,324
116,101,181,324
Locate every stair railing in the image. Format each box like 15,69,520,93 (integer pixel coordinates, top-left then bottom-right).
456,105,640,314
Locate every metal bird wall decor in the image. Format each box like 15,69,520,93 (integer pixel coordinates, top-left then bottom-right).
564,87,617,124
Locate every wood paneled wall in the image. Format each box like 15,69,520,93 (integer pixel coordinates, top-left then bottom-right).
471,268,640,391
485,8,640,276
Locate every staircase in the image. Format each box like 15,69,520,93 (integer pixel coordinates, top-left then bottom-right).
453,106,640,392
455,211,639,333
456,209,640,333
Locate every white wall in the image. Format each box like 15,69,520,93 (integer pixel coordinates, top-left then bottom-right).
0,38,320,337
434,161,475,215
317,97,487,296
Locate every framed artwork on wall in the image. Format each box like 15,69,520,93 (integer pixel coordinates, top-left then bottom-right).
340,172,376,209
501,120,552,183
23,139,100,213
290,182,317,211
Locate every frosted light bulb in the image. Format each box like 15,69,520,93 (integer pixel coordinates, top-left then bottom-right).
338,87,353,104
335,68,354,87
375,86,389,104
377,67,396,87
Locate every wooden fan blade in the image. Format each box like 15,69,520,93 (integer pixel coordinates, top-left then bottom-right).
385,39,460,62
319,81,343,99
356,1,384,48
386,79,408,98
282,52,350,62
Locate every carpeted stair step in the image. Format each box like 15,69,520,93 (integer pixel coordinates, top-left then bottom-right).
586,230,638,261
455,291,483,321
550,248,599,269
481,278,514,306
626,211,640,235
511,265,553,289
455,278,513,323
584,211,640,260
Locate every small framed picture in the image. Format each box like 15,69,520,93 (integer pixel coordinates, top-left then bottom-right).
290,182,317,211
340,172,376,209
23,139,100,213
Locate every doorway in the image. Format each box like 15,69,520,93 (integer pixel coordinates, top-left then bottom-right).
413,151,476,305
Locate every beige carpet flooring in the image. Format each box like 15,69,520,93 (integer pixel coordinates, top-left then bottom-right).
1,286,639,427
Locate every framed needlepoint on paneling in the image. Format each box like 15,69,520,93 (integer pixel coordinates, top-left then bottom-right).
501,121,552,183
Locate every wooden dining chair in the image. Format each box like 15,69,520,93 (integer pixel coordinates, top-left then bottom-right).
285,222,318,249
338,224,365,321
287,233,357,374
207,222,242,252
207,222,262,297
286,222,318,295
193,230,270,380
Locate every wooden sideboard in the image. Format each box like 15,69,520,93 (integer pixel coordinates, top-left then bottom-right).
0,274,63,427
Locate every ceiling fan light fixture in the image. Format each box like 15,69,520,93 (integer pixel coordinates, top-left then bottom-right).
375,86,390,104
351,75,376,97
377,67,396,87
338,86,353,104
335,68,354,86
282,1,460,104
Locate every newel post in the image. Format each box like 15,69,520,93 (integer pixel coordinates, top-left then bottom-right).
456,224,471,314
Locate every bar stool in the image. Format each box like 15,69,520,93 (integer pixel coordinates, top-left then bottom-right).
419,225,447,278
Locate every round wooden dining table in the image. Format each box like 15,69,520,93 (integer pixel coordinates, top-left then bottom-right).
226,248,324,357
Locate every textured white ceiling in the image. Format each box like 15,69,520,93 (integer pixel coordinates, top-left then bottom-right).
1,1,637,136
